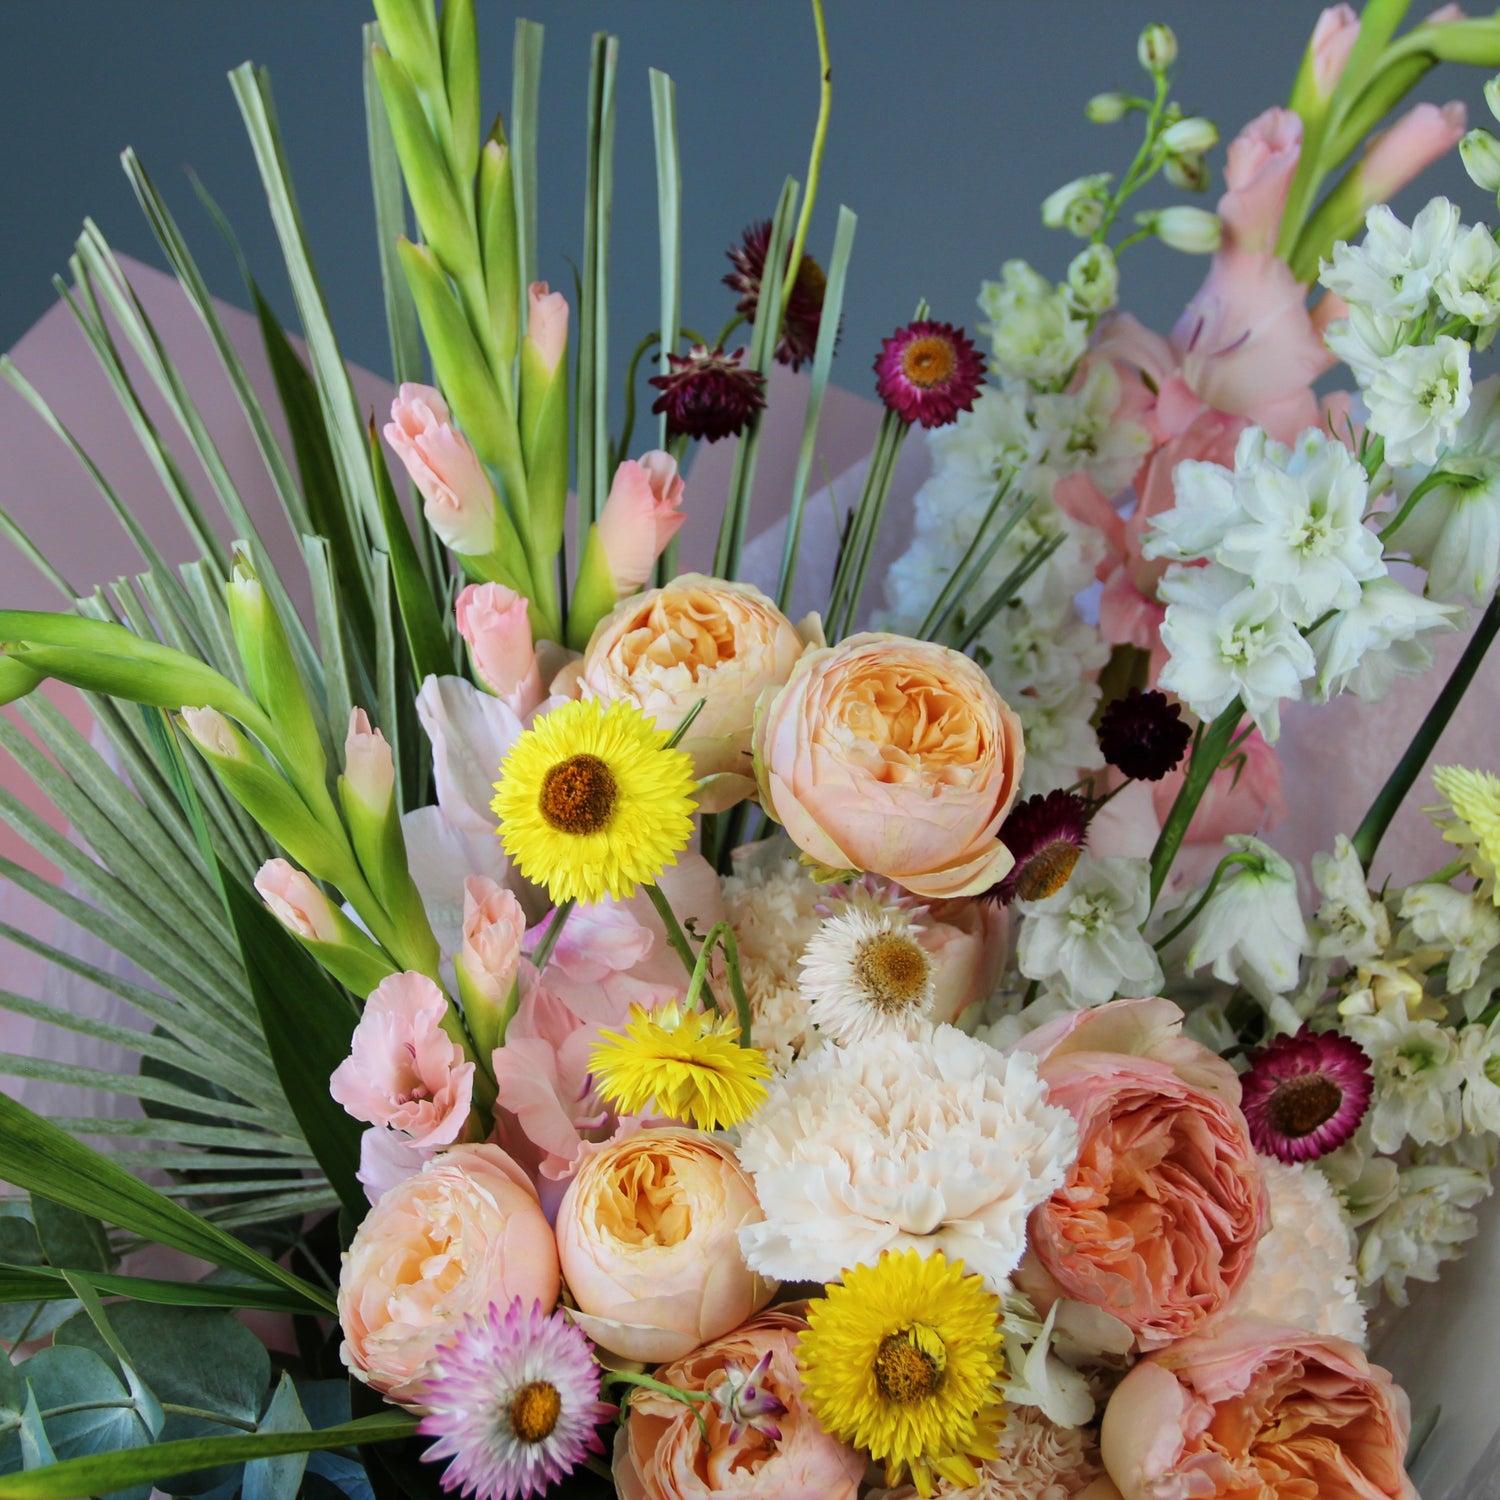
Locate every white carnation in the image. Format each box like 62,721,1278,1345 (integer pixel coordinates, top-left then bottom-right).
737,1026,1077,1290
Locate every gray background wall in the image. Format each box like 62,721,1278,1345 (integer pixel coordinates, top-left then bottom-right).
1,1,1488,404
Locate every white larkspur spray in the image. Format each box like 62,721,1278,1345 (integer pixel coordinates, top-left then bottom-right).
1306,576,1461,703
1435,221,1500,325
1311,835,1391,967
736,1025,1077,1291
979,259,1089,382
798,902,935,1044
1319,198,1461,318
1363,334,1472,468
1345,998,1465,1153
1356,1155,1492,1305
1400,882,1500,994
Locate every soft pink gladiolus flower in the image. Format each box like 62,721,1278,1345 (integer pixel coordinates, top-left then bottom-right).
343,707,395,809
329,971,475,1148
384,384,497,556
455,583,544,714
612,1305,864,1500
526,281,569,374
337,1143,559,1403
1428,4,1467,23
597,452,688,595
1100,1317,1415,1500
555,1128,776,1363
1219,107,1303,256
356,1125,435,1204
1360,100,1467,205
752,633,1025,899
1153,721,1287,845
459,876,525,1007
254,858,341,943
1311,5,1360,98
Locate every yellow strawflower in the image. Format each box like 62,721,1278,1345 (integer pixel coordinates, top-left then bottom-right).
1429,765,1500,905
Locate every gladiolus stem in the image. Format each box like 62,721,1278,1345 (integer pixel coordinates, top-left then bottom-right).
781,0,831,310
529,899,576,974
645,882,724,1016
1148,699,1244,910
1351,587,1500,872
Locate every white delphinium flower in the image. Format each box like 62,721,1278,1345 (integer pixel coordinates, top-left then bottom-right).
1179,836,1310,1023
1399,882,1500,993
1325,304,1408,386
1363,334,1472,468
1215,428,1384,624
1141,440,1248,562
923,385,1041,500
1322,1127,1400,1227
1306,576,1461,702
999,1298,1096,1428
1435,221,1500,326
979,260,1089,383
798,902,935,1045
1345,999,1464,1151
1031,360,1152,497
1157,564,1316,739
1320,198,1461,317
1066,242,1119,315
1356,1155,1492,1305
1041,172,1113,238
1458,1014,1500,1133
736,1026,1078,1290
1311,835,1391,966
1011,681,1106,798
1016,854,1163,1005
1234,1158,1366,1344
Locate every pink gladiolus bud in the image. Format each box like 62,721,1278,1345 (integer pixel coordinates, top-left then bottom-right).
1310,5,1359,99
597,452,687,596
460,876,526,1007
1360,101,1467,205
179,705,239,759
344,708,395,810
383,383,497,556
255,858,341,943
454,583,543,713
1427,4,1466,21
525,282,569,376
1219,108,1302,255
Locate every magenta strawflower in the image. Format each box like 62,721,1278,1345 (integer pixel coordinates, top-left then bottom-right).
416,1299,614,1500
873,319,985,428
649,344,767,442
988,790,1091,906
1240,1026,1373,1163
1098,688,1193,783
724,219,829,371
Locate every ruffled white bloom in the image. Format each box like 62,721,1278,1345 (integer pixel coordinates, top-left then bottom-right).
1324,305,1407,387
1320,198,1461,318
999,1299,1095,1428
1011,680,1106,798
980,260,1090,383
1311,835,1391,966
1307,577,1461,702
1016,854,1162,1005
1399,881,1500,993
1235,1158,1366,1344
1356,1156,1491,1304
1458,1015,1500,1133
923,385,1042,501
1363,334,1472,468
1142,444,1247,563
1435,221,1500,326
1030,361,1152,497
798,902,935,1044
1157,564,1316,740
736,1027,1078,1290
1345,998,1464,1152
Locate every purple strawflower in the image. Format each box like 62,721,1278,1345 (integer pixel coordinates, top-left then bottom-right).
1098,689,1193,782
873,319,985,428
724,219,829,372
1240,1027,1373,1163
706,1349,785,1444
988,790,1091,906
649,345,767,442
416,1300,614,1500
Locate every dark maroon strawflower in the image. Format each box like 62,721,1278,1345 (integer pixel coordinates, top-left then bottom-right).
724,219,829,372
1240,1026,1373,1163
873,319,985,428
987,789,1091,906
1098,688,1193,783
649,344,768,443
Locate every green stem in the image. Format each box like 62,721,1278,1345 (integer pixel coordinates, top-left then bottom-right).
1351,587,1500,871
1378,468,1458,545
614,331,662,468
713,312,748,351
684,921,754,1045
1148,699,1243,910
1096,69,1169,243
601,1370,711,1440
1151,851,1259,949
530,898,576,973
781,0,831,308
645,880,722,1013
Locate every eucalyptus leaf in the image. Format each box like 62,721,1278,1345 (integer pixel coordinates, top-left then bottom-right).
30,1201,112,1275
13,1345,150,1483
242,1375,309,1500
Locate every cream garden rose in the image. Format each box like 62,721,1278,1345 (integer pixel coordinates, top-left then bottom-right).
752,632,1025,898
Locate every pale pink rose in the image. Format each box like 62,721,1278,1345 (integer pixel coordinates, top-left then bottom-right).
343,707,395,809
581,575,812,805
255,858,341,943
459,876,525,1008
455,583,544,713
555,1128,776,1362
526,281,569,374
752,633,1025,899
329,971,476,1149
1310,5,1360,99
597,453,688,596
1016,998,1267,1350
337,1143,559,1403
1101,1317,1415,1500
1219,107,1303,256
1360,100,1467,205
612,1305,863,1500
383,383,497,556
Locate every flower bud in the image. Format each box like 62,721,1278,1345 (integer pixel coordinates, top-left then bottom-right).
1087,91,1131,124
1310,5,1360,102
1042,174,1112,238
454,583,543,715
1359,102,1467,208
1161,117,1218,156
1066,243,1120,314
1461,127,1500,192
343,708,396,813
1164,151,1211,192
255,858,398,997
1138,23,1178,74
456,876,526,1057
384,383,499,557
1150,206,1223,254
598,452,688,595
518,282,571,566
1487,75,1500,126
524,282,569,377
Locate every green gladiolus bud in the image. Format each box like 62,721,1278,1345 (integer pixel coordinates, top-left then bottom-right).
254,857,399,997
478,136,520,368
371,0,444,102
565,522,620,653
439,0,480,184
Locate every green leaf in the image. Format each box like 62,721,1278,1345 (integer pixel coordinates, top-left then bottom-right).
14,1345,151,1467
243,1375,310,1500
57,1277,164,1443
29,1202,112,1275
648,69,681,450
0,1266,315,1318
0,1414,417,1500
218,861,365,1219
577,30,618,531
509,20,545,345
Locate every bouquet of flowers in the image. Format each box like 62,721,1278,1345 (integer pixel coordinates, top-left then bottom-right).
5,1,1500,1497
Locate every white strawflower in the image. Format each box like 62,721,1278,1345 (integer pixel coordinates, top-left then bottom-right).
980,260,1089,383
737,1027,1077,1291
1399,881,1500,993
799,902,935,1044
1016,854,1162,1006
1345,999,1464,1152
1356,1156,1491,1304
1157,564,1316,740
1306,576,1461,702
1234,1158,1366,1344
1320,198,1461,317
1458,1014,1500,1133
1363,334,1472,467
1311,835,1391,966
1435,221,1500,325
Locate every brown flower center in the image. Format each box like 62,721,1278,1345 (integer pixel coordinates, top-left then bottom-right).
900,336,957,390
874,1330,945,1404
538,753,617,835
1267,1073,1343,1138
509,1380,563,1444
854,932,932,1013
1017,841,1082,902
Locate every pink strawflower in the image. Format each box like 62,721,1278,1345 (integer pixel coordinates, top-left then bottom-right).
417,1299,614,1500
1241,1026,1373,1163
873,319,985,428
989,789,1091,906
649,345,766,442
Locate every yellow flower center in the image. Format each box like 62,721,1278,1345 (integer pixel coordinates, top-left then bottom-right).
539,753,618,835
854,932,931,1013
900,336,957,389
874,1326,947,1404
509,1380,563,1444
1267,1074,1342,1139
1017,841,1082,902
